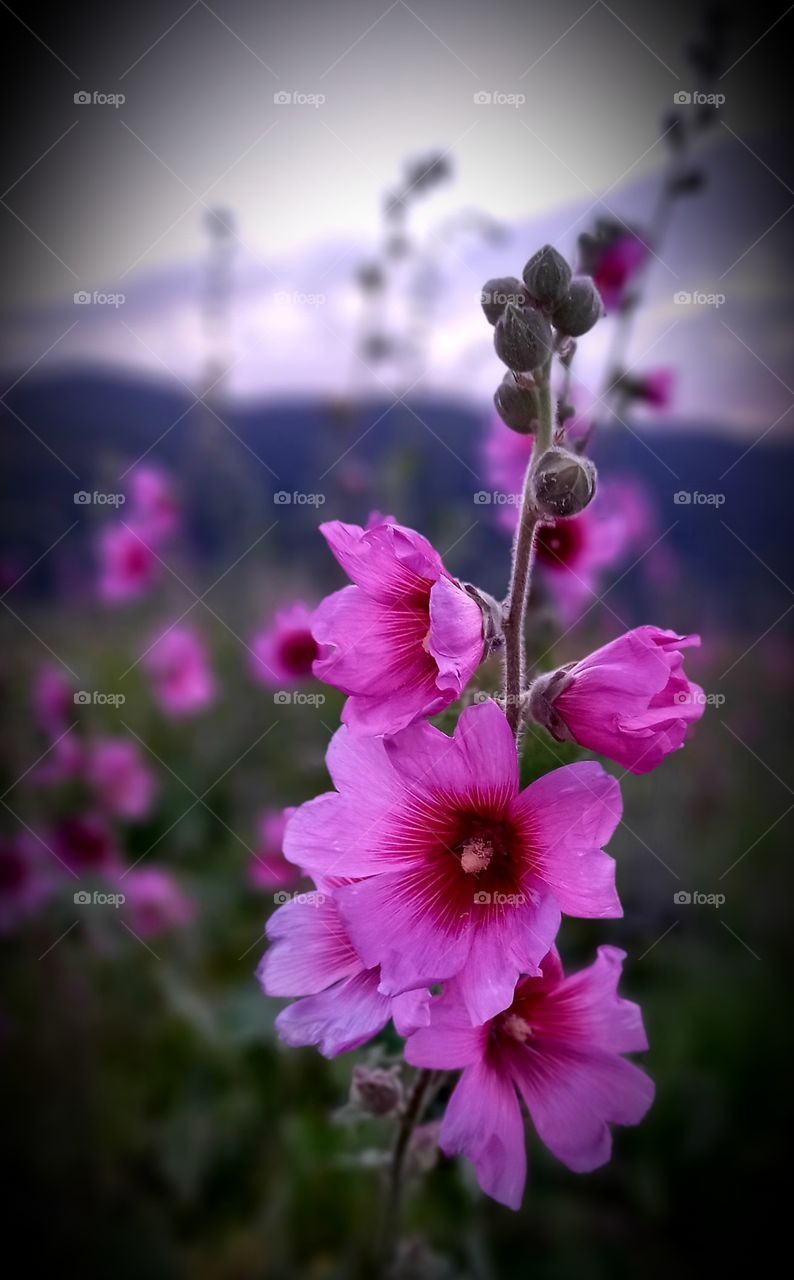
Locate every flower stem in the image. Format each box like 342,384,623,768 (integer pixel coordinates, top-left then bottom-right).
378,1067,436,1276
503,363,553,736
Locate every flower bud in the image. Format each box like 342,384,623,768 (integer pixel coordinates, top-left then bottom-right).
480,276,527,326
522,244,572,308
349,1065,404,1117
493,303,553,373
552,276,603,337
532,447,597,517
493,372,540,433
524,667,575,740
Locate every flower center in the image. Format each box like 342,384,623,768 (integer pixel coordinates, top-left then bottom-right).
459,835,494,875
501,1012,533,1042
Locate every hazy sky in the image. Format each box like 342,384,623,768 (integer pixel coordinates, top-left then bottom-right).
0,0,782,304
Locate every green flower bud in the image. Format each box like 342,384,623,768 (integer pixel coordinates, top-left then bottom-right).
480,276,527,326
493,372,540,433
493,303,553,373
522,244,572,308
532,447,597,517
552,277,603,337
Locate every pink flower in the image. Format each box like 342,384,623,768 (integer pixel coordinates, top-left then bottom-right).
406,946,654,1209
127,465,180,541
632,368,675,410
258,890,429,1057
586,232,648,312
32,731,85,786
52,815,120,877
529,627,704,774
144,625,216,717
0,834,54,933
533,493,634,620
32,665,74,736
250,808,300,890
481,413,533,509
250,603,319,688
284,700,623,1026
312,516,485,735
98,523,159,603
87,738,158,820
118,867,194,936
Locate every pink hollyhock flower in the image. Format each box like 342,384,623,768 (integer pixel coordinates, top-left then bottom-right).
32,730,85,786
118,867,194,936
586,232,648,312
250,603,318,688
0,834,55,933
127,465,180,541
406,947,653,1209
481,412,533,510
528,628,704,774
32,665,74,736
312,516,485,735
87,738,158,820
258,890,429,1057
98,523,159,603
284,700,623,1026
634,368,675,410
250,807,300,890
144,624,216,716
533,495,633,620
52,814,120,877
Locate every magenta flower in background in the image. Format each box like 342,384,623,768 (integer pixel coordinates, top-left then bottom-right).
530,627,704,774
52,814,120,878
250,807,300,890
588,232,648,312
250,603,318,688
284,700,623,1026
87,738,158,820
481,412,534,513
32,731,85,787
118,867,195,936
98,522,159,603
312,515,485,735
406,947,654,1209
144,624,216,717
32,664,74,737
258,890,429,1057
633,368,675,410
0,834,55,933
127,464,181,541
533,493,633,620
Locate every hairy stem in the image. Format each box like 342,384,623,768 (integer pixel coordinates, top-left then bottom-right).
378,1068,436,1275
502,363,553,736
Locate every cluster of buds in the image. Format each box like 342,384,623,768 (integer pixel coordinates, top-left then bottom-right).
482,245,603,517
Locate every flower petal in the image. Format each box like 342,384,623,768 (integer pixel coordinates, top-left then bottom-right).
440,1061,527,1210
275,968,391,1057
